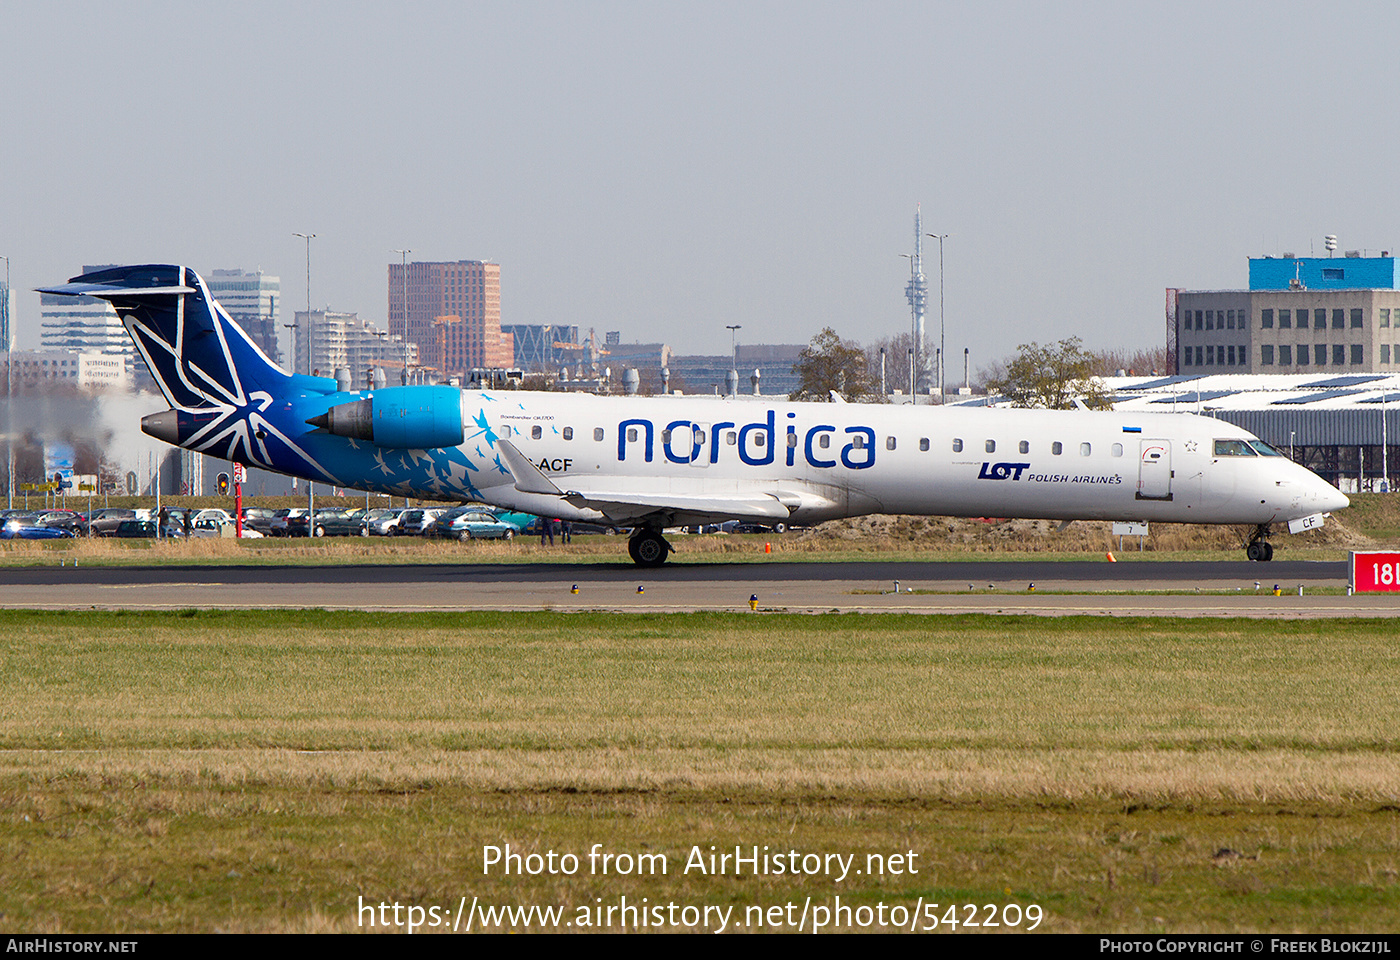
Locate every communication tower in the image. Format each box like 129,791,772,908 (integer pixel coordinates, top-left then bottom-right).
904,205,929,395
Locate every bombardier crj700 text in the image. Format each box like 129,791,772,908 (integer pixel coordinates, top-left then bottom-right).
41,265,1349,565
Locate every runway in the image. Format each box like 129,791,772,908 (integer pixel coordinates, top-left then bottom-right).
0,558,1388,617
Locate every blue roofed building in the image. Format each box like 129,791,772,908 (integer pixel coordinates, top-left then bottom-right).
1174,248,1400,376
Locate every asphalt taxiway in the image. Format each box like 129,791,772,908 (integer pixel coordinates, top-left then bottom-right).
0,558,1389,617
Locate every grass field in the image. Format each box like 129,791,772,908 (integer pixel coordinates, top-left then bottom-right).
2,609,1398,933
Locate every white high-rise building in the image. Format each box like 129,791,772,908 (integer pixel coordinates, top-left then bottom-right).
293,310,418,388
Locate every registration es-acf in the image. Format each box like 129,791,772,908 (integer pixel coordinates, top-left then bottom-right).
1350,552,1400,592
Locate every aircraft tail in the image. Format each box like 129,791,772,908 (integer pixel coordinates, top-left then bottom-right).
38,264,303,410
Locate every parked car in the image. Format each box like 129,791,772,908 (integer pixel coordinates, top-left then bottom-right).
309,509,370,537
393,508,446,536
1,519,76,540
35,510,88,536
239,507,277,537
89,508,140,536
365,507,406,536
270,508,308,537
189,517,263,538
428,506,517,541
113,519,159,538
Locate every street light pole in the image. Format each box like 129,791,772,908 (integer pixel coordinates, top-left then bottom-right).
2,255,11,509
726,324,741,397
927,233,948,404
294,233,315,522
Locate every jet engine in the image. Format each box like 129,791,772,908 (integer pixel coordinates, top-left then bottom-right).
307,385,465,449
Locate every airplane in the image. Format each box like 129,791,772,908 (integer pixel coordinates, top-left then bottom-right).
39,264,1349,565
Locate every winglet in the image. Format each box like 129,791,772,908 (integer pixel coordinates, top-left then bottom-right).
495,439,563,495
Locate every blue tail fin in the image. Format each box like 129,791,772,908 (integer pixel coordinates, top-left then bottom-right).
38,264,305,410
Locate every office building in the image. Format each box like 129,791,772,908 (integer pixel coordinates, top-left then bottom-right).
205,269,281,365
2,350,131,391
501,323,581,370
39,265,135,385
1175,252,1400,373
388,259,504,373
292,310,418,387
668,344,805,396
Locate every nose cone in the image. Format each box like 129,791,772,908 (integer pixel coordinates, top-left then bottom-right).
1317,482,1350,513
1298,464,1349,513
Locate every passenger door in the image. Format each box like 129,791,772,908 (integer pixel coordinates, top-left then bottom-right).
1136,441,1173,501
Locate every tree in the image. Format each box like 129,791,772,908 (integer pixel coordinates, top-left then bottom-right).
789,327,880,402
863,331,916,396
1097,345,1174,378
981,337,1113,410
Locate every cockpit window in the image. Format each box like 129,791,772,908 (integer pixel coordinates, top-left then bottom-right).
1249,440,1284,457
1213,439,1257,457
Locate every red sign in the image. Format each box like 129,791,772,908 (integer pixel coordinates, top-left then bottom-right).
1351,552,1400,592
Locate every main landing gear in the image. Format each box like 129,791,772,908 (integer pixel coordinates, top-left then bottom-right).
1245,524,1274,562
628,528,673,567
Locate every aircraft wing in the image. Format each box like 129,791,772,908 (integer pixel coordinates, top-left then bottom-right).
495,439,807,525
558,491,792,524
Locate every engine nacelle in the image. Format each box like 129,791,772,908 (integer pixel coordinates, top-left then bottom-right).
308,385,465,449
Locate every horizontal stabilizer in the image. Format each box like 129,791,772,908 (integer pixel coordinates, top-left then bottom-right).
36,282,195,299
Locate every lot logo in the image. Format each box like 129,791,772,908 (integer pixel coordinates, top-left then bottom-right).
978,461,1031,481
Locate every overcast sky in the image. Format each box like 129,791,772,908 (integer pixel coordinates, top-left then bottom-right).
4,0,1400,369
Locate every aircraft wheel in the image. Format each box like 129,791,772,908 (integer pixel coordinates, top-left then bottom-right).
1262,542,1274,561
629,531,670,567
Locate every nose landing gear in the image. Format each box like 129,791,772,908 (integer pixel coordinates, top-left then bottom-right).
1245,525,1273,562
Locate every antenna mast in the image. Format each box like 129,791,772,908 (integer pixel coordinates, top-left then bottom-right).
904,204,929,399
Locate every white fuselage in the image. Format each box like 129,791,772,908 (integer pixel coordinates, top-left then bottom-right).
463,393,1348,528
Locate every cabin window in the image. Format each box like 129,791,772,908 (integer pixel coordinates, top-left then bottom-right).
919,438,930,451
1080,442,1091,456
1018,440,1029,454
501,425,513,437
726,431,737,445
661,429,671,444
886,436,897,450
594,427,604,441
952,438,963,453
787,433,798,448
531,425,542,439
852,435,866,449
754,433,766,448
627,427,638,442
563,427,573,440
819,434,830,449
1052,442,1063,455
985,440,996,453
1111,443,1123,457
